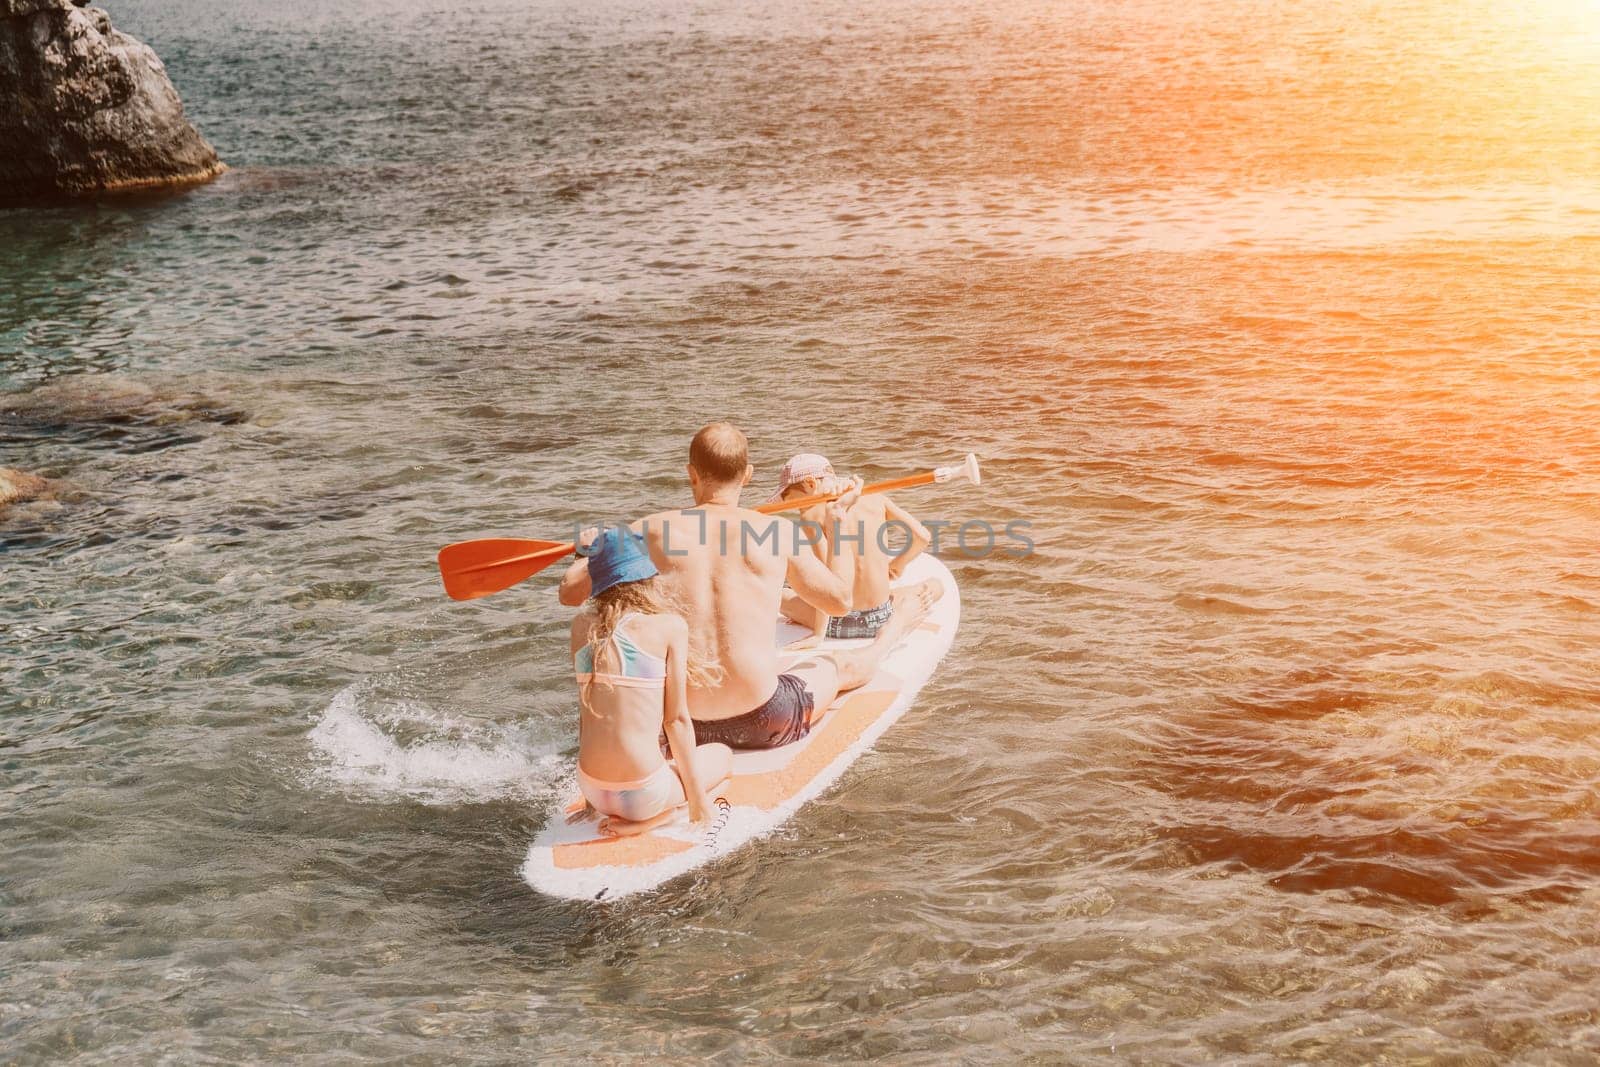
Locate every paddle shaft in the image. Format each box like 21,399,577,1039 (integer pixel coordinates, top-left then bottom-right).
445,476,909,582
470,473,928,574
438,454,978,598
453,540,575,577
753,470,934,514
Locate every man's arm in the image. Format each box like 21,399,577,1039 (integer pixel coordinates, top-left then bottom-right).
786,525,852,617
784,476,863,616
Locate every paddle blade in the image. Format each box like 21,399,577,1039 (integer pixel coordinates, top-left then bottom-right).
438,538,575,600
934,452,980,486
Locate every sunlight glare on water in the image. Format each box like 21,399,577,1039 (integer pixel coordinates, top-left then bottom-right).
4,0,1600,1060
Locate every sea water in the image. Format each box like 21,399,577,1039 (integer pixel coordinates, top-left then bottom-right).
4,0,1600,1059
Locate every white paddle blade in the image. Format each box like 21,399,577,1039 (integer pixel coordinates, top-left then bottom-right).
934,453,981,486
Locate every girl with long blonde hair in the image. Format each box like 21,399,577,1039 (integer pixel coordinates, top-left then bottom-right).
570,527,731,836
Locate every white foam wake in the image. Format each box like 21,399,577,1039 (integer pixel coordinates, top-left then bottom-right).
307,683,567,806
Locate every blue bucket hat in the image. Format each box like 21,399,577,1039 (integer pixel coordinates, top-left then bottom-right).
584,526,657,598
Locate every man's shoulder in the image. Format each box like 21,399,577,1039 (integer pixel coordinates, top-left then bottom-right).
737,508,796,535
634,509,694,536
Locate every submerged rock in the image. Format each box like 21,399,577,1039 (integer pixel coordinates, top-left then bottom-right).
0,0,224,204
0,375,247,428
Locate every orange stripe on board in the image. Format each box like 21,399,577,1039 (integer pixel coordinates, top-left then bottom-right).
721,689,899,811
552,833,695,870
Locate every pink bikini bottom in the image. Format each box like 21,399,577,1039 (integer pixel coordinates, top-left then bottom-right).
577,761,685,823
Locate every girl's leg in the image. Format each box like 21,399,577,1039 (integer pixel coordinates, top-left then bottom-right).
601,748,732,836
666,742,732,802
598,808,679,837
690,742,733,791
593,764,688,836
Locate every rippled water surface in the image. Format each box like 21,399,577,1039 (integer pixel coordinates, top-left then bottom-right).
6,0,1600,1060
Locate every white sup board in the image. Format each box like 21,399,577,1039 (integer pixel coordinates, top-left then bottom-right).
522,553,961,901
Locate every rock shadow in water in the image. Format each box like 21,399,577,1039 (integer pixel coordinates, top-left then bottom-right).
0,375,248,454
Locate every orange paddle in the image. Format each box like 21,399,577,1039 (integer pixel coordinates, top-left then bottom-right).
437,453,980,600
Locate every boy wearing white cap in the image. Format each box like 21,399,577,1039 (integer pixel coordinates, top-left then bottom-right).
770,452,943,648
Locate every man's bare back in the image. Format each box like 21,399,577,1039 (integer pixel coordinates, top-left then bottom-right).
625,505,817,719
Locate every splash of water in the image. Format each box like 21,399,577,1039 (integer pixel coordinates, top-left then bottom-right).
307,683,568,806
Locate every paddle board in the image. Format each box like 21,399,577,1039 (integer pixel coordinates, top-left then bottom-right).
521,552,961,901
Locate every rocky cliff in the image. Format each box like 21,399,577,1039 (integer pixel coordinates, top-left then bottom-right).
0,0,223,204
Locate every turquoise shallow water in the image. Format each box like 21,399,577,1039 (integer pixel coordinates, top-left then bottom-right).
5,0,1600,1060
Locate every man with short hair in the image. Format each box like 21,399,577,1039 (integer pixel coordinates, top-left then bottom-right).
558,422,935,749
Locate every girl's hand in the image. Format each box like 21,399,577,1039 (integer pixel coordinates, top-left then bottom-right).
685,793,714,826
